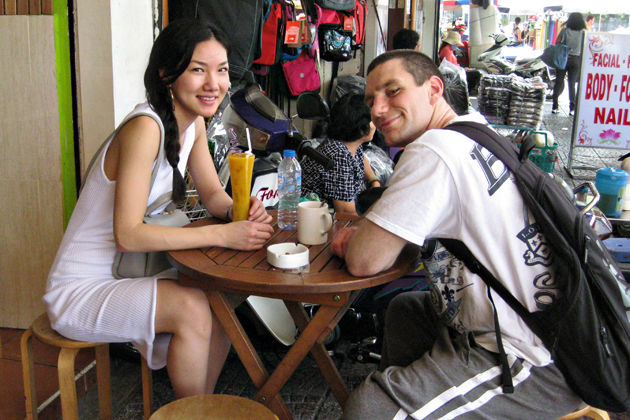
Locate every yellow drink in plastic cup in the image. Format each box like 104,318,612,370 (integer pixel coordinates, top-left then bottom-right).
228,152,255,222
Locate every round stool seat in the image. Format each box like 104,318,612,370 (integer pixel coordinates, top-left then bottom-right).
31,313,104,349
556,404,592,420
149,395,278,420
556,403,610,420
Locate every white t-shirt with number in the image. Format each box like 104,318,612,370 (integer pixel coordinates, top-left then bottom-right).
367,113,558,366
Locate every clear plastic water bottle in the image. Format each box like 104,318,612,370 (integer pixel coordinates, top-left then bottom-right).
277,149,301,230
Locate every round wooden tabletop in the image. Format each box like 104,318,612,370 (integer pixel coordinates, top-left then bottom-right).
167,213,416,297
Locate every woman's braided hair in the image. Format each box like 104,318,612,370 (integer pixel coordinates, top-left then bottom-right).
144,18,231,204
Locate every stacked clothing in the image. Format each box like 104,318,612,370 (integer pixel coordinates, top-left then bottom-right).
477,74,547,129
477,74,513,125
507,76,547,129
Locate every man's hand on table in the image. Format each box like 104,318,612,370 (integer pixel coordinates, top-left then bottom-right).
331,227,358,259
331,218,414,277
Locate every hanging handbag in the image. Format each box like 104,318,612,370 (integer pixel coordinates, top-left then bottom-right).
282,50,321,96
319,23,352,62
82,110,191,279
540,29,571,70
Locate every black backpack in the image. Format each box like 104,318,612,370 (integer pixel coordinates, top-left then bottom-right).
441,121,630,413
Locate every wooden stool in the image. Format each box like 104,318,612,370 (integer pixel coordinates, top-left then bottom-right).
21,313,154,420
556,403,610,420
149,394,279,420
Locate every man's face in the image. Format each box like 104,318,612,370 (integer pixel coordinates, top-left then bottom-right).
365,58,435,147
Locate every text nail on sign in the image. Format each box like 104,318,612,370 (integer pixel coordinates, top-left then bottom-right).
574,33,630,150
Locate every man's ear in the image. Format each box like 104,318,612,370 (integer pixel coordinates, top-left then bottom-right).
427,75,444,105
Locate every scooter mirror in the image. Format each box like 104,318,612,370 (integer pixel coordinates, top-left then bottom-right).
296,92,329,121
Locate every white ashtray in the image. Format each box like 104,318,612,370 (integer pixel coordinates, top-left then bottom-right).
267,243,309,269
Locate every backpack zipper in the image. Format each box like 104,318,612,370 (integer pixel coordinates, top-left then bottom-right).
600,326,613,357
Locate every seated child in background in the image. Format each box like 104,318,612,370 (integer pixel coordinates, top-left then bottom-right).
301,93,380,215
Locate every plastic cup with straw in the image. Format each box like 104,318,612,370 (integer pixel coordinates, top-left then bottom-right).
227,128,255,221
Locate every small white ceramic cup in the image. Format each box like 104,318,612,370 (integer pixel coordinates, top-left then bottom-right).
297,201,333,245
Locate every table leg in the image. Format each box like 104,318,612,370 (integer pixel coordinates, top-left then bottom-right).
253,292,357,408
206,290,293,420
283,292,359,408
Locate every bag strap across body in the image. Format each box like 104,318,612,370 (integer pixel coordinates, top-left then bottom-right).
81,110,173,216
440,121,539,394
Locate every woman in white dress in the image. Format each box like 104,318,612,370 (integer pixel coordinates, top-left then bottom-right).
44,19,273,398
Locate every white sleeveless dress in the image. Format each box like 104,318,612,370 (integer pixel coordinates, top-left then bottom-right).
43,103,195,369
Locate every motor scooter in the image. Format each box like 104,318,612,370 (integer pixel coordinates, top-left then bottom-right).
477,33,554,96
211,85,333,209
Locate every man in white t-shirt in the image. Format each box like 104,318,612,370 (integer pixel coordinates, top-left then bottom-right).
332,50,582,419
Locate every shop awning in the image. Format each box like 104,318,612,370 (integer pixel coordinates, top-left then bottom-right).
443,0,499,11
496,0,626,14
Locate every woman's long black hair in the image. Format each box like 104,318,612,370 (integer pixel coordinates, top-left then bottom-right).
144,18,230,204
565,12,587,31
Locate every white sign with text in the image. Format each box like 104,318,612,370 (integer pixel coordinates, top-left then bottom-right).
574,32,630,149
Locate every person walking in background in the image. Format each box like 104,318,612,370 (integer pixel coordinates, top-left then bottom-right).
552,12,587,116
392,28,420,51
512,17,525,46
586,14,595,31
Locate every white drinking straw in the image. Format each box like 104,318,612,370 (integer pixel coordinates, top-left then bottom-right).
246,127,253,155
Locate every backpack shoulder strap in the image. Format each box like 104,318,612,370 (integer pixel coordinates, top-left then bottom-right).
438,121,546,394
443,121,535,169
441,121,539,317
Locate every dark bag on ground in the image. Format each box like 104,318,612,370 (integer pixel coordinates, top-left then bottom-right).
441,121,630,413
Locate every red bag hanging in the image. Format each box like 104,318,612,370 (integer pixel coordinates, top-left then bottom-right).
254,3,283,66
320,8,342,24
352,0,367,49
282,51,321,96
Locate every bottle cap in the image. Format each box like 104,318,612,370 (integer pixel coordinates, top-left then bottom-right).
283,149,296,157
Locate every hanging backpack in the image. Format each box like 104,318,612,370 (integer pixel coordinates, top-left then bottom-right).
440,121,630,413
319,24,352,62
313,0,354,11
254,2,284,66
350,0,367,50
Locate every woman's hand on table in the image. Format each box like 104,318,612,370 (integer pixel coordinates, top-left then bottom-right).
215,221,274,251
331,226,358,259
247,197,273,224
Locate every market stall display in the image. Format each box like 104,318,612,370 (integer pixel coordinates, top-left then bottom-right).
477,74,547,129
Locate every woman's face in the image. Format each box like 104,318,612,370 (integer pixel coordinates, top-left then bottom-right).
171,38,229,122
